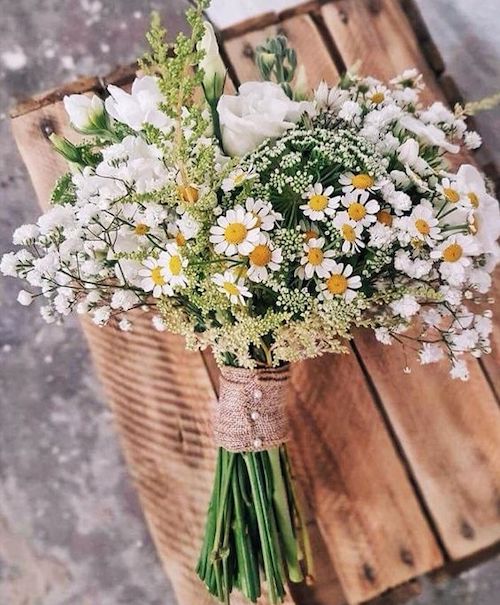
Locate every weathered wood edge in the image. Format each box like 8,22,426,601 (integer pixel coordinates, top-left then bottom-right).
10,63,138,119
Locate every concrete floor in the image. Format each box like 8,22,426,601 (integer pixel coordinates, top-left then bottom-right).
0,1,499,604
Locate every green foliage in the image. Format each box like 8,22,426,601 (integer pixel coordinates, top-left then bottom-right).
255,36,297,98
51,173,77,206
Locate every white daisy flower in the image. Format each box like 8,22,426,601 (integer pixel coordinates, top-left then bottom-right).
407,201,441,244
167,213,200,247
297,237,336,279
213,270,252,305
160,243,189,289
366,84,389,108
300,183,339,221
222,167,256,192
247,237,283,283
341,191,380,226
245,198,282,231
431,234,480,285
332,214,365,254
209,206,260,256
436,177,468,208
319,262,361,302
339,172,378,193
139,256,173,298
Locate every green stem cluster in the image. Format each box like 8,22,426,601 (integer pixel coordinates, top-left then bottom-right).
197,445,313,604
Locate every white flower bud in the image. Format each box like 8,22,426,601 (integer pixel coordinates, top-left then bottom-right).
63,94,105,131
198,22,227,106
17,290,33,306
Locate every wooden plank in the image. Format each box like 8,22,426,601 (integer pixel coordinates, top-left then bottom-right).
317,0,500,560
224,13,340,86
320,0,443,104
355,332,500,559
289,357,443,603
224,14,443,605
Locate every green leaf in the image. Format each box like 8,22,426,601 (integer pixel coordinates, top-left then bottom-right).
51,173,76,206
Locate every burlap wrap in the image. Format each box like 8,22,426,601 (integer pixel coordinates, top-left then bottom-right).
213,365,291,452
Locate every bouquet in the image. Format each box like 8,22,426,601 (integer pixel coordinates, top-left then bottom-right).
3,1,499,603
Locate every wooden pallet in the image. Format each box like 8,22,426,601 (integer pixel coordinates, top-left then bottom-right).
10,2,500,604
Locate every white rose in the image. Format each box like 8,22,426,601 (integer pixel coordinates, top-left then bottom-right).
217,81,313,157
198,22,226,104
105,76,172,131
63,94,105,131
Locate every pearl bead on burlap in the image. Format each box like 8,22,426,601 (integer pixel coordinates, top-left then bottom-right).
214,365,291,452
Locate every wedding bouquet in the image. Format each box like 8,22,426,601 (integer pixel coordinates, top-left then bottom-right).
3,1,499,603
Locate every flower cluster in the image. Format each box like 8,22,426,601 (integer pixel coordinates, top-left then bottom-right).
2,9,498,377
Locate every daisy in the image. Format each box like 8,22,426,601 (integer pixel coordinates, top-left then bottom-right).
167,214,200,247
222,167,256,193
436,177,467,208
332,214,365,254
139,256,174,298
431,234,480,285
299,220,321,243
339,172,378,193
300,183,339,221
209,206,260,256
407,201,441,244
213,270,252,305
247,238,283,283
366,84,389,108
341,191,380,226
319,262,362,302
245,198,282,231
160,243,189,289
297,237,336,279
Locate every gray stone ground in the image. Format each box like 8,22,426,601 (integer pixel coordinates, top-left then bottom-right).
0,1,498,604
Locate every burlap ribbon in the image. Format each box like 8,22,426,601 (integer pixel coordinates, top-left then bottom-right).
214,365,291,452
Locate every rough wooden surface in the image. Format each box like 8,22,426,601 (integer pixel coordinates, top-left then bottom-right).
9,1,500,604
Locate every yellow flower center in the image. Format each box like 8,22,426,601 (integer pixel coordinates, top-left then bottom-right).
304,229,318,242
234,173,246,186
134,223,149,236
351,174,374,189
178,185,199,204
151,267,165,286
249,244,272,267
377,210,393,226
370,92,385,104
175,232,186,247
224,222,248,245
443,243,463,262
348,203,367,221
223,282,240,296
307,248,324,265
326,274,348,295
309,194,328,211
415,219,430,235
443,187,460,204
169,255,182,276
342,224,357,242
468,192,479,208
